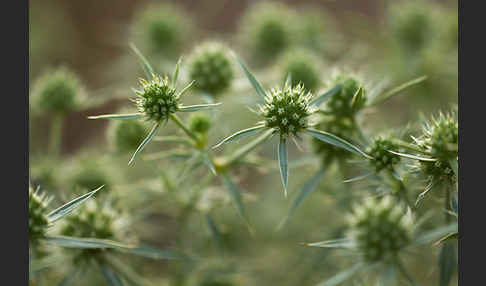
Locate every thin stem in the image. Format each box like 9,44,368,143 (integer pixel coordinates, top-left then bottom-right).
169,113,199,144
48,114,63,157
220,129,274,169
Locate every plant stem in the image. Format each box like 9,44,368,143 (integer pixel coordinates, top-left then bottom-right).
218,129,274,170
169,113,199,144
48,114,63,157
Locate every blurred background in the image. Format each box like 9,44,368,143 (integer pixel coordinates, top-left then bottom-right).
29,0,458,285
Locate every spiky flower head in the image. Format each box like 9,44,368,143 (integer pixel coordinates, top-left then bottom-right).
134,75,179,122
189,113,211,134
238,1,296,63
347,196,413,262
312,117,356,164
58,199,130,263
29,185,51,244
278,49,321,92
323,72,366,118
109,119,147,153
367,136,401,173
188,42,234,96
419,160,456,186
132,3,193,58
32,67,83,114
259,83,314,137
419,112,458,161
388,0,433,53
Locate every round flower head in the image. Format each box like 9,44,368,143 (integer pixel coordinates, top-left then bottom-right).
347,196,413,262
312,117,356,164
278,49,321,92
367,136,401,173
323,72,366,118
109,119,147,153
419,112,458,161
32,67,83,114
189,113,211,134
388,0,433,53
29,185,51,244
188,42,234,96
71,165,111,194
238,1,296,63
417,159,456,187
58,199,130,263
132,3,193,57
260,83,314,137
134,75,179,122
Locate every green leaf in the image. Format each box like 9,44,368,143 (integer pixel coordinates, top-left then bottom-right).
278,136,289,197
178,102,222,112
172,57,182,88
123,245,186,260
439,241,457,286
47,186,103,223
233,53,267,99
100,263,125,286
176,80,196,97
87,113,144,120
129,122,161,165
304,238,354,249
129,43,154,79
221,172,254,235
387,150,437,162
414,223,458,245
316,263,364,286
310,84,342,107
343,172,374,183
278,167,326,230
434,232,458,246
368,75,427,106
305,128,372,159
44,236,136,249
213,125,267,149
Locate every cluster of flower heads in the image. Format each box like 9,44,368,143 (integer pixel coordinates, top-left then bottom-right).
312,117,356,164
188,42,234,96
347,196,413,262
367,136,402,173
134,75,179,122
32,67,83,114
323,72,366,118
29,185,51,243
259,83,314,137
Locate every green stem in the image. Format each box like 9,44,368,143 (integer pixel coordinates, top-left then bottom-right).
169,113,199,144
48,114,63,157
222,129,274,169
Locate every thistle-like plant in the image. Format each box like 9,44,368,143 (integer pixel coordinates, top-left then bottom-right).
213,56,372,196
88,45,221,165
305,196,458,285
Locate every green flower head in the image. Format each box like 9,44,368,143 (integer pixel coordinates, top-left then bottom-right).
259,83,314,137
367,136,401,173
109,119,147,153
419,112,458,161
189,113,211,134
134,75,179,122
29,185,51,244
347,196,413,262
188,42,234,96
32,67,83,114
278,49,321,92
323,72,366,118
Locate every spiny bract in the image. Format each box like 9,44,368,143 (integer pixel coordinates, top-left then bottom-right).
367,136,401,173
134,75,179,122
260,83,314,136
312,117,356,164
347,196,413,262
188,42,234,96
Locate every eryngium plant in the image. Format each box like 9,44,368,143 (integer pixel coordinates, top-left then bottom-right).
305,196,457,285
214,56,371,195
188,42,234,97
89,45,221,165
277,49,321,92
